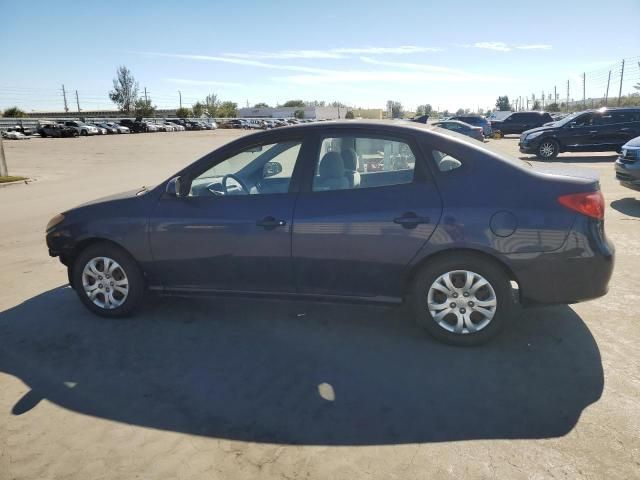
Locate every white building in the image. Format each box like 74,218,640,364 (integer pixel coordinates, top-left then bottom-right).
238,106,346,120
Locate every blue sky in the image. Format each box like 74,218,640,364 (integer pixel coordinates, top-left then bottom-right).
2,0,639,112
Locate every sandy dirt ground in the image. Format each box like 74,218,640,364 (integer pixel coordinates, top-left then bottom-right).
0,130,639,480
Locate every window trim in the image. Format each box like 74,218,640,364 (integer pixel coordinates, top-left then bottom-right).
300,128,430,194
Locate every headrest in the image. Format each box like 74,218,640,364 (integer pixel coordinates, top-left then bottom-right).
341,148,358,171
319,152,345,178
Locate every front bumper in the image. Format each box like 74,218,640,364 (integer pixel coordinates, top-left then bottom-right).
615,156,640,191
518,134,541,154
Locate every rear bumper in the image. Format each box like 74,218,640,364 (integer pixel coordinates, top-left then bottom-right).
505,217,614,305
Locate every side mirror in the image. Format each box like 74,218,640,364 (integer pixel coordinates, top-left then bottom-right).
263,161,283,178
166,176,185,197
568,121,577,128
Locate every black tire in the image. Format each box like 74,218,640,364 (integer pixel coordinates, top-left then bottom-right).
40,132,46,138
71,242,145,318
73,132,79,138
411,253,514,346
535,139,559,160
81,130,88,136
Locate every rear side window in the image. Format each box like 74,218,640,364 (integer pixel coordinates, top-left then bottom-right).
312,135,416,192
610,111,639,124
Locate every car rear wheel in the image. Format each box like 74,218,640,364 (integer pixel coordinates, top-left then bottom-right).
72,242,145,317
411,254,513,346
536,139,559,160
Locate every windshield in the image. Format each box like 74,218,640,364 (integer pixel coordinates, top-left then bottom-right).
552,111,582,127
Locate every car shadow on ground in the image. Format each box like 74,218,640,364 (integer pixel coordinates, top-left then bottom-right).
0,286,603,446
611,197,640,217
519,154,618,163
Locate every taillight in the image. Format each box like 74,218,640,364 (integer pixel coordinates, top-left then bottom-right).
558,191,605,219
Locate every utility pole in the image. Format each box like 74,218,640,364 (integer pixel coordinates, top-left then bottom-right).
144,87,148,102
178,90,182,109
618,59,625,106
582,72,586,108
61,84,69,113
554,86,557,106
566,80,570,112
0,134,8,177
542,90,545,110
604,70,611,106
75,90,81,112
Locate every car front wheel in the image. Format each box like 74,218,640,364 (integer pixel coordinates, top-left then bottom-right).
72,242,145,317
536,139,559,160
411,254,513,346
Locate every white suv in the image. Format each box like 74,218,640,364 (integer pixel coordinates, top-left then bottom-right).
60,121,99,136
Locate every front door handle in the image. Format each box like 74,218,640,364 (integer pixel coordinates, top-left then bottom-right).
257,216,286,229
393,212,430,229
589,131,598,134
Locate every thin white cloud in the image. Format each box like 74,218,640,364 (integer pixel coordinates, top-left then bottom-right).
473,42,512,52
164,78,242,87
278,68,509,86
138,51,332,74
224,50,344,60
334,46,443,54
515,44,552,50
223,45,443,60
359,56,461,73
140,51,508,87
466,42,552,52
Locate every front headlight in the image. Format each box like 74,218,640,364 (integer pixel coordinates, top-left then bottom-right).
525,131,544,140
46,213,65,231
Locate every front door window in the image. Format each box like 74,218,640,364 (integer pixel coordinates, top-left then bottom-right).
190,140,302,197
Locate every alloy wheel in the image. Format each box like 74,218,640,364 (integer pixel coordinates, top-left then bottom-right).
427,270,497,334
539,142,556,158
82,257,129,309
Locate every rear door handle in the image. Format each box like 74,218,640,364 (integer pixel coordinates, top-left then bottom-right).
393,212,430,229
256,216,286,229
589,131,598,134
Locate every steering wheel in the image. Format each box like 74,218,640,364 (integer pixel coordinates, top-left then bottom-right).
221,174,250,195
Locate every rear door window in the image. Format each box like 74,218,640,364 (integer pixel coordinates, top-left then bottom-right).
312,135,417,191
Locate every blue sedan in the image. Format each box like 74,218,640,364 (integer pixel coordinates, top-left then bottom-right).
46,121,614,345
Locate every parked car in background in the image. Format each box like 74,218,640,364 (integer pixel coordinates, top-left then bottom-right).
96,123,119,134
165,119,186,131
433,120,484,141
38,123,79,138
143,122,159,133
59,120,99,136
1,130,29,140
244,119,264,129
491,111,553,135
225,119,249,129
102,122,129,134
615,135,640,192
5,122,34,136
450,115,492,137
118,119,147,133
46,121,614,346
519,108,640,159
89,123,107,135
